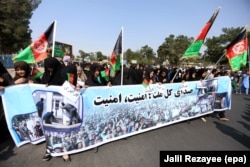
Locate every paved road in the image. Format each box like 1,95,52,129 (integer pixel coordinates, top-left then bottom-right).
0,94,249,167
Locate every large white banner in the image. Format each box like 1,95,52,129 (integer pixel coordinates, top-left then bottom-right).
1,76,231,156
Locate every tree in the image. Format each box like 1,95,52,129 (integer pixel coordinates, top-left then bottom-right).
0,0,41,54
139,45,156,65
157,34,192,65
123,46,156,65
78,50,108,62
124,49,134,63
96,51,107,61
78,50,91,62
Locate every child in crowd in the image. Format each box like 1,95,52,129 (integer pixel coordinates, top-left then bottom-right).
13,61,34,84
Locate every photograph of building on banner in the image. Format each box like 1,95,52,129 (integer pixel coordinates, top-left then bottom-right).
1,76,231,156
32,90,83,128
197,78,230,111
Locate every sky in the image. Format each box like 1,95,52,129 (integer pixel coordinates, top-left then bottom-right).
29,0,250,57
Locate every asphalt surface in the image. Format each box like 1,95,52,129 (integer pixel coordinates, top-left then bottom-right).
0,94,249,167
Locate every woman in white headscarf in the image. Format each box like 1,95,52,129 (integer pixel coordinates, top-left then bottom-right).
76,66,87,89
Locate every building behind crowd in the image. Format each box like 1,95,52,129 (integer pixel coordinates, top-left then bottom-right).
0,54,14,68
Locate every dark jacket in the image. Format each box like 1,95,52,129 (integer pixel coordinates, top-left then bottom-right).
41,57,67,86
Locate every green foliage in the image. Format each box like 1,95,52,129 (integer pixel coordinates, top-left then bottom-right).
123,45,156,65
78,50,93,62
157,34,192,65
96,51,107,61
0,0,41,54
139,45,156,65
77,50,107,62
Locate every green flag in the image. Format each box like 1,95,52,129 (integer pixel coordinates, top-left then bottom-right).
142,79,149,88
31,67,43,79
100,70,110,82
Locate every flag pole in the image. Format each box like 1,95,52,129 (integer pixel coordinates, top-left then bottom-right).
215,52,226,68
170,59,187,82
51,20,57,57
203,52,225,80
121,27,124,86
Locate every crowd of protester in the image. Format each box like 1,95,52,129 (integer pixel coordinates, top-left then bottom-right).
1,57,250,162
75,61,250,96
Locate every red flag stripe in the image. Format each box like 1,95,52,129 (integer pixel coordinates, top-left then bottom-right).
195,8,220,41
110,52,117,65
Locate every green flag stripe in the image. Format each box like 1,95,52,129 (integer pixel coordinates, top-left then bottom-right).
33,72,43,79
183,40,203,57
114,55,121,70
67,73,70,81
100,71,109,81
142,82,148,88
13,46,35,63
229,51,247,71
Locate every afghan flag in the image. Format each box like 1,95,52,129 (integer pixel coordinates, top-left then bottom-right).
110,30,122,74
225,26,248,72
142,79,150,88
31,67,43,79
67,73,75,85
13,21,56,64
100,69,110,82
182,7,220,59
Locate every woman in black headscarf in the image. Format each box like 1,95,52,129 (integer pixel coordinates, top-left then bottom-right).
41,57,67,86
0,61,13,141
62,61,77,86
110,64,133,86
85,63,109,87
0,61,13,88
41,57,72,162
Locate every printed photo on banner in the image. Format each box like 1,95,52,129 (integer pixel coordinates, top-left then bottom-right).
32,90,83,129
12,112,44,143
